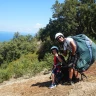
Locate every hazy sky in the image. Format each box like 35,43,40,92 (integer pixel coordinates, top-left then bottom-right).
0,0,64,35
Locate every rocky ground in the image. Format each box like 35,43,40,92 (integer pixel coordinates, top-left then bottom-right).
0,62,96,96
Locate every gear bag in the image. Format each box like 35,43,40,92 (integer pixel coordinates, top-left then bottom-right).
70,34,96,72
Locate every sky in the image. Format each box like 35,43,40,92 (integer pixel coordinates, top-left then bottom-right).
0,0,64,35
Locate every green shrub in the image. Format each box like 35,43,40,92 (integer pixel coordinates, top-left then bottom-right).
0,69,11,83
0,63,8,69
43,53,53,69
13,62,24,78
0,53,53,82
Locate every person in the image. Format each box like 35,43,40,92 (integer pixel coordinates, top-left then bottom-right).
55,32,96,84
49,46,65,88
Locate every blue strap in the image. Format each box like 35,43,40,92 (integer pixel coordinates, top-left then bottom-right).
85,37,92,62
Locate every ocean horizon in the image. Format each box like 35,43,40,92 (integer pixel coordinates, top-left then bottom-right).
0,31,36,42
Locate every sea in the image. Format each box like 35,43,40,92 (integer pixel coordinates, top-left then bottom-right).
0,31,35,42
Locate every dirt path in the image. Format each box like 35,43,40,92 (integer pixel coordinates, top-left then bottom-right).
0,62,96,96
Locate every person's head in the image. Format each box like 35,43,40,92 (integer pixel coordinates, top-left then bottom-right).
55,32,65,43
50,46,59,54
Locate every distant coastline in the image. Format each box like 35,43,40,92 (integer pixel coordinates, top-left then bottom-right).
0,31,35,42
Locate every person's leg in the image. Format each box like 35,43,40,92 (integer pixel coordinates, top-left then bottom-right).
49,70,57,88
69,68,73,79
51,73,55,84
73,69,80,83
73,70,79,78
68,67,74,85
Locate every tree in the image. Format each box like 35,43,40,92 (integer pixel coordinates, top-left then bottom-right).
38,0,96,40
37,0,96,59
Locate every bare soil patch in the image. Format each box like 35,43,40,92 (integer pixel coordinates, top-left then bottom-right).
0,62,96,96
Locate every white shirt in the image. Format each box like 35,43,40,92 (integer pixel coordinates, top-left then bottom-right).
63,37,74,52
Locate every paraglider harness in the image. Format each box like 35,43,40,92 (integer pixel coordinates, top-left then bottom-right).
50,55,69,84
66,52,87,81
50,52,87,84
50,53,83,85
51,63,69,84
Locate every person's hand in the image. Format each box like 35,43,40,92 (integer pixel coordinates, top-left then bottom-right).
71,54,77,64
55,53,58,57
68,55,75,67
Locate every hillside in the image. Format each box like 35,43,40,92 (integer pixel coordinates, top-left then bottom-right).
0,62,96,96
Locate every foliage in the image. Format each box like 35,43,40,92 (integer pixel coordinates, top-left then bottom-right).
0,68,12,83
36,0,96,59
0,53,53,83
0,32,38,65
0,0,96,83
37,0,96,41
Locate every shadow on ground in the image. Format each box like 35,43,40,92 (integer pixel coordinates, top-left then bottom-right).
31,80,51,87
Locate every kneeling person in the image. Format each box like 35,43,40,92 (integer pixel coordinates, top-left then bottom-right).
49,46,65,88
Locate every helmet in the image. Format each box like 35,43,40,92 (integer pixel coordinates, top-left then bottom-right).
55,32,64,39
50,46,59,51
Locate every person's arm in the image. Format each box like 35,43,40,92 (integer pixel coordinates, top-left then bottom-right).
70,41,76,55
54,53,63,62
69,40,77,65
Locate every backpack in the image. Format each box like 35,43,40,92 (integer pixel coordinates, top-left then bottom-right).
58,55,78,82
70,34,93,72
